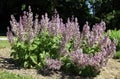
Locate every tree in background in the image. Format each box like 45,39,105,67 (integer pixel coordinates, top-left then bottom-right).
52,0,90,29
0,0,120,35
88,0,120,30
0,0,23,35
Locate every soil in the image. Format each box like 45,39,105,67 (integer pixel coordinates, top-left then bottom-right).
0,47,120,79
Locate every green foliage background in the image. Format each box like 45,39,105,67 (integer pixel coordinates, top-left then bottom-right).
0,0,120,35
109,30,120,59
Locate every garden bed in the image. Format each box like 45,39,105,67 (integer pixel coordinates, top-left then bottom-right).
0,48,120,79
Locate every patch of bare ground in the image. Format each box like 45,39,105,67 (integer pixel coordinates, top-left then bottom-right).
0,48,120,79
94,59,120,79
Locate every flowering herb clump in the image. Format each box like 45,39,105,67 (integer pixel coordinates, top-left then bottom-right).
7,6,117,76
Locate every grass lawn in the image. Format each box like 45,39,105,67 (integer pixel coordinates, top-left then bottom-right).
0,36,10,49
114,51,120,59
0,36,6,38
0,40,10,49
0,70,34,79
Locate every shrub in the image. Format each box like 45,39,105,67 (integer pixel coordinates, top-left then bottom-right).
7,6,62,68
7,6,117,77
60,21,117,76
109,30,120,59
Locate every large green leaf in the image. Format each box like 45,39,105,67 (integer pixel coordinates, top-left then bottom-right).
30,55,37,64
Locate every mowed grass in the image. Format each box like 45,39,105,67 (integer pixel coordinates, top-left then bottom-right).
0,40,10,49
0,36,6,38
0,70,34,79
114,51,120,59
0,36,10,49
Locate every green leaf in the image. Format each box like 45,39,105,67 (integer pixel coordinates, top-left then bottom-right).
53,36,59,42
60,55,70,63
16,42,21,48
51,44,58,49
25,54,29,59
29,44,37,51
21,4,26,11
65,63,71,69
30,55,37,64
24,61,28,68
